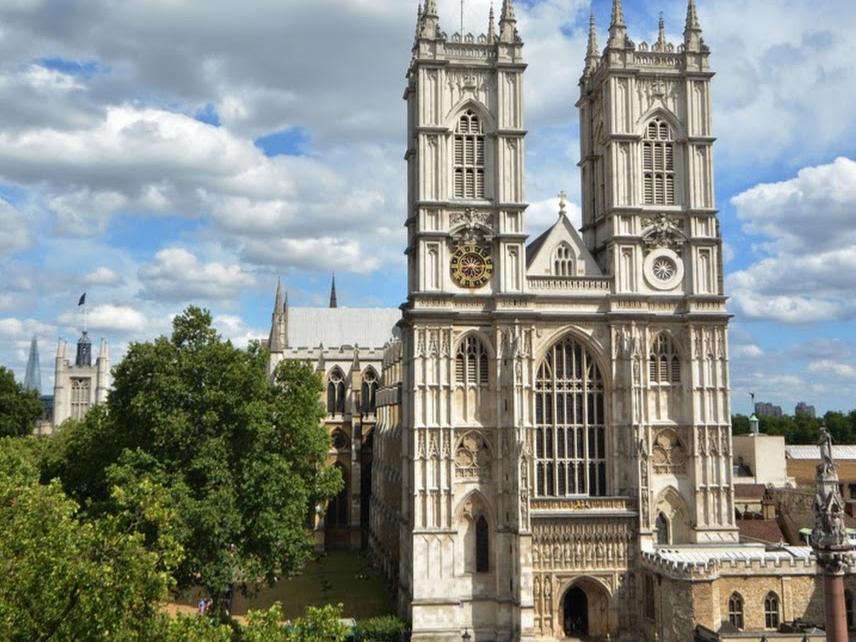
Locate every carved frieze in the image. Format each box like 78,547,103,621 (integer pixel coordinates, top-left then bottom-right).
652,428,687,474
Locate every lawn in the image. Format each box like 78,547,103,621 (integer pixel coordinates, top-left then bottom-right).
176,550,394,620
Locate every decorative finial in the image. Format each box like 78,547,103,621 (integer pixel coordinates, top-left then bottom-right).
584,14,599,75
684,0,704,52
607,0,628,48
487,2,496,43
329,274,338,309
655,13,667,51
419,0,441,40
499,0,517,43
558,191,567,217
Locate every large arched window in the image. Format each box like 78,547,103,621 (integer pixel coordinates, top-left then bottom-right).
454,110,485,199
642,117,675,206
475,515,490,573
649,333,681,385
361,369,378,413
327,368,346,414
535,336,606,497
456,335,489,386
764,592,780,630
553,243,575,277
728,593,744,629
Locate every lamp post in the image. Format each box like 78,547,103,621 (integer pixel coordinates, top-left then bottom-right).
462,629,472,642
810,425,853,642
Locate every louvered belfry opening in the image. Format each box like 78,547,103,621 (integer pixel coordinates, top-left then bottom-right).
455,335,489,386
534,336,607,497
642,118,675,206
454,110,485,199
648,333,681,385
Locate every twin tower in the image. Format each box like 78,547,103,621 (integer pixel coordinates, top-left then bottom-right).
370,1,734,641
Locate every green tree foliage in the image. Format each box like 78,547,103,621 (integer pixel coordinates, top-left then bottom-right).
0,439,172,641
0,366,42,437
47,307,340,612
357,615,409,642
732,410,856,445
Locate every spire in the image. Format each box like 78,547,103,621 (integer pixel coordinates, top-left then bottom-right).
487,3,496,44
499,0,517,43
23,335,41,393
98,337,109,362
268,278,287,352
273,277,283,314
584,14,599,75
329,274,338,309
654,12,667,52
684,0,704,52
607,0,628,49
419,0,441,39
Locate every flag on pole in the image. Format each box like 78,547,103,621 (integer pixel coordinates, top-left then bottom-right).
78,293,86,306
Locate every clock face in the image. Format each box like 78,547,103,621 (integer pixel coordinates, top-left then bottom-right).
451,242,493,289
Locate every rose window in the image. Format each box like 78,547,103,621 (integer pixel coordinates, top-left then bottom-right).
652,257,677,282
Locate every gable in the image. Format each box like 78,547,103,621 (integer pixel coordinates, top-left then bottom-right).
526,215,602,278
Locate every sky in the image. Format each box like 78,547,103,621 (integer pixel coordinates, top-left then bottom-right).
0,0,855,415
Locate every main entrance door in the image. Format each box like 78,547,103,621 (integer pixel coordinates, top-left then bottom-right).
563,586,589,637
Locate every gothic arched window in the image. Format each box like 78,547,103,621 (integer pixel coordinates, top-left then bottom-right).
534,335,606,497
454,110,485,199
728,593,744,629
655,512,670,545
70,377,91,420
649,333,681,385
475,514,489,573
764,592,780,630
642,117,675,206
456,335,489,386
327,368,346,414
361,369,378,413
553,243,575,277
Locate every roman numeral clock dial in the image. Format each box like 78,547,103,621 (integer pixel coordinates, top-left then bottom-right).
450,242,493,289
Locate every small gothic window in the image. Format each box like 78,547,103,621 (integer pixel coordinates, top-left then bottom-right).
728,593,744,629
655,512,670,545
327,369,346,414
649,333,681,385
642,117,675,206
361,369,378,413
553,243,575,277
455,335,489,386
454,110,485,199
475,514,489,573
764,592,780,630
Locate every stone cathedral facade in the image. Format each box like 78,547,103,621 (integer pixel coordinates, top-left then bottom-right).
271,1,853,640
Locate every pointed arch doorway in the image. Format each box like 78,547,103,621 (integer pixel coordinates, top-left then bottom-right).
563,586,588,637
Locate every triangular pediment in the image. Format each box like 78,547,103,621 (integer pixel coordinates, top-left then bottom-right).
526,215,602,278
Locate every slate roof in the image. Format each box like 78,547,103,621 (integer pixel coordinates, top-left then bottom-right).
733,483,766,500
786,445,856,460
736,519,785,545
287,308,401,349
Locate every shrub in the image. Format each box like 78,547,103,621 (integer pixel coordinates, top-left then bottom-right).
357,615,408,642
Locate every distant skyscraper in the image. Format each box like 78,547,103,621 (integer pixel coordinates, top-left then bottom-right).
23,335,41,393
755,401,784,418
795,402,817,418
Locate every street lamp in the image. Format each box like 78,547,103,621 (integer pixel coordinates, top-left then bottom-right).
462,629,471,642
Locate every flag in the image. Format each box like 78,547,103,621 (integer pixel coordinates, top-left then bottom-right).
78,293,86,306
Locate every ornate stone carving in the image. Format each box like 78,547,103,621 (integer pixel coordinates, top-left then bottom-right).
455,430,490,478
652,428,687,474
812,425,854,574
641,213,687,252
532,520,635,571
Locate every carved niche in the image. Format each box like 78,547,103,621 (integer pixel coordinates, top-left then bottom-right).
651,428,687,474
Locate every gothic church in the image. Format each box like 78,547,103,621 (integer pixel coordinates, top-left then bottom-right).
269,1,852,640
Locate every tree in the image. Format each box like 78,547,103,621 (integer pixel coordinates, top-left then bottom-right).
0,366,42,437
0,438,174,641
48,307,340,613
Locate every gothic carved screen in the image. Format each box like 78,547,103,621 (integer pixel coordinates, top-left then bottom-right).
642,117,675,206
70,377,91,420
453,110,485,199
534,336,607,497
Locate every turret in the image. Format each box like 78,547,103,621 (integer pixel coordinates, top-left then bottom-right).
96,338,110,403
417,0,440,40
607,0,629,49
584,14,599,76
684,0,706,52
75,331,92,367
498,0,518,44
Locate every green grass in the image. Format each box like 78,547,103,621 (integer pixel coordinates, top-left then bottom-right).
180,550,394,620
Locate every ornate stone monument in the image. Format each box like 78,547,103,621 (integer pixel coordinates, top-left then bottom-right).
811,425,853,642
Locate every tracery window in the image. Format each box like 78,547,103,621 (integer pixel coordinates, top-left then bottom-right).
475,515,489,573
361,369,378,413
642,117,675,206
728,593,744,629
455,335,489,386
553,243,575,277
764,592,780,630
454,110,485,199
70,377,91,420
649,333,681,385
327,368,346,415
534,336,606,497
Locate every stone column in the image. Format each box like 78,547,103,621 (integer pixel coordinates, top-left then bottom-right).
810,425,853,642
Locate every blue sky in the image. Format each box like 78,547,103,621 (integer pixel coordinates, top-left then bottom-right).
0,0,854,414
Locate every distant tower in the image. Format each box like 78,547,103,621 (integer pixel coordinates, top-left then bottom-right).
23,335,41,393
53,316,110,429
329,275,338,308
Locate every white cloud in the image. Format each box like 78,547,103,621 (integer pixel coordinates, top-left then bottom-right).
58,304,148,333
728,158,856,323
213,314,266,349
0,198,29,256
138,247,256,302
807,360,856,379
83,266,124,287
